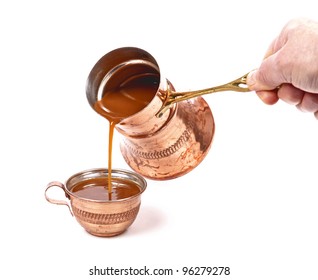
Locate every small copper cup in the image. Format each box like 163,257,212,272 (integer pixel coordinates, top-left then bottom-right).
45,168,147,237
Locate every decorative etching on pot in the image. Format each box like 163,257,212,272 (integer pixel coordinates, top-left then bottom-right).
72,204,140,225
122,121,194,160
119,98,214,180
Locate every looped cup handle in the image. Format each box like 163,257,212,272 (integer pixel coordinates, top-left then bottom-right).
45,181,73,216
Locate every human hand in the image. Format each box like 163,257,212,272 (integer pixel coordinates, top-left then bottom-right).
246,18,318,119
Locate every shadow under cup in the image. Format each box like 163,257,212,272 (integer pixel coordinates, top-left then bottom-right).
45,168,147,237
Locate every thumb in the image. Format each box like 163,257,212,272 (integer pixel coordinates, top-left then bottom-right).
247,53,287,91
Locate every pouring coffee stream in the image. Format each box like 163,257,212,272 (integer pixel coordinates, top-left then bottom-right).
86,47,251,182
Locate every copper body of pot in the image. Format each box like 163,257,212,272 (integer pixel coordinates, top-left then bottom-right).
45,168,147,237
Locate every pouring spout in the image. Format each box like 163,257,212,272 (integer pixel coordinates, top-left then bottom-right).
156,72,251,118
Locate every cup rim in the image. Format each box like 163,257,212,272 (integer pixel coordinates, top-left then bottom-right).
64,168,147,203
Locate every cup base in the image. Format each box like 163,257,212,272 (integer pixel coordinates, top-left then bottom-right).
86,229,126,237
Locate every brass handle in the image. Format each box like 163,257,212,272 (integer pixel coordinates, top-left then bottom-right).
156,72,251,117
45,181,73,216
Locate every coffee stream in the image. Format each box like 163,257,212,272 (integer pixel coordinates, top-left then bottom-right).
91,73,159,199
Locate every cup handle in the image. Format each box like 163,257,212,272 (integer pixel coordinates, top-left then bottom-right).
45,181,73,216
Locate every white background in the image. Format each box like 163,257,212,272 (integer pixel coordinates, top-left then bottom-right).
1,1,317,279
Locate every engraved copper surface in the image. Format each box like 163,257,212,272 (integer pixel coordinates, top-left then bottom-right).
44,168,147,237
72,204,140,225
119,96,214,180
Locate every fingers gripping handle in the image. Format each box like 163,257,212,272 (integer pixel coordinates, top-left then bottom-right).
45,181,73,216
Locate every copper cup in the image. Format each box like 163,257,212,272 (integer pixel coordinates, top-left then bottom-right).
45,168,147,237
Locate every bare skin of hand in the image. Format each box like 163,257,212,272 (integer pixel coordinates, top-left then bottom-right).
247,18,318,119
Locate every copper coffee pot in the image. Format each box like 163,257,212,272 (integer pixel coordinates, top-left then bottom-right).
86,47,250,180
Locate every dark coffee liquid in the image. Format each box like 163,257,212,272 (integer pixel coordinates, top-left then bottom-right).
93,73,159,197
94,73,159,123
71,177,141,201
